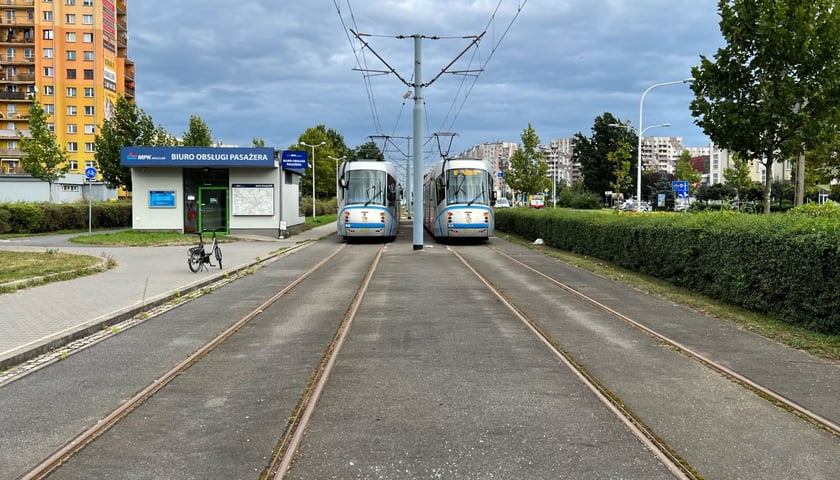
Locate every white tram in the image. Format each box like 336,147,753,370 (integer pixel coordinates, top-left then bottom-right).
423,157,495,240
337,159,401,241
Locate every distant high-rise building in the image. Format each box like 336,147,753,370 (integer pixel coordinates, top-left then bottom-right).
0,0,134,176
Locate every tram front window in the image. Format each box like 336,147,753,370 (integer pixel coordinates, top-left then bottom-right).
346,170,386,206
447,169,489,205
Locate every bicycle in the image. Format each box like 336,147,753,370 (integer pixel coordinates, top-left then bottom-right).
187,228,223,272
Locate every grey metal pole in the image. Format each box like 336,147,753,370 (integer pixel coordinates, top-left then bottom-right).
412,34,424,250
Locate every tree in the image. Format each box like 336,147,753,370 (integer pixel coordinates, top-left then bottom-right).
252,137,265,148
354,141,384,161
674,150,701,188
181,115,213,147
95,96,159,191
571,113,638,197
19,100,69,202
607,140,634,197
722,155,754,199
505,123,549,198
690,0,840,213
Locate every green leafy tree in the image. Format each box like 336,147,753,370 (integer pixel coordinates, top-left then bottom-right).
571,113,637,197
354,141,384,161
505,123,549,198
252,137,266,148
674,150,702,189
690,0,840,213
19,100,69,202
294,125,336,200
181,115,213,147
607,140,634,196
95,96,159,191
722,155,754,199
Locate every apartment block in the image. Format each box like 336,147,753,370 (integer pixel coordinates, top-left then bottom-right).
0,0,134,177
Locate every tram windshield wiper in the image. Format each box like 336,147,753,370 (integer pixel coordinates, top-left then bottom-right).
467,187,485,206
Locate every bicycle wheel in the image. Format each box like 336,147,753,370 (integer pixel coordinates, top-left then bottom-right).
188,250,203,272
214,245,223,269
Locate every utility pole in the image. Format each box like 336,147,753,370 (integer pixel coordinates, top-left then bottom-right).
351,30,484,250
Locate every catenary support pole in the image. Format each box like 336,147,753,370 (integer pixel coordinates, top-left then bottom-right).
412,34,424,250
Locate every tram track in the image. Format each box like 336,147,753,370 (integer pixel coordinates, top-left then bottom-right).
449,246,698,480
449,242,840,479
484,244,840,438
17,242,386,480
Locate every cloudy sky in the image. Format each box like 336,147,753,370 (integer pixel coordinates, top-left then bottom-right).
128,1,725,162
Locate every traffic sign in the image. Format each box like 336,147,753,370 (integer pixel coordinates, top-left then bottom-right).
84,167,97,179
671,180,688,191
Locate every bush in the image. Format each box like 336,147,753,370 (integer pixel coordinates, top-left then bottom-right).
495,208,840,334
0,201,132,234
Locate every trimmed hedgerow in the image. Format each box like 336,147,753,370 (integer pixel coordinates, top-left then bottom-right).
494,206,840,334
0,201,132,234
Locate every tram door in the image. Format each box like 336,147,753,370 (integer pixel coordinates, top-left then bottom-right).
198,187,228,233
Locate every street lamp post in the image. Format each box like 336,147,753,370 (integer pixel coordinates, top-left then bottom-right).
609,121,671,206
298,141,326,219
636,78,693,207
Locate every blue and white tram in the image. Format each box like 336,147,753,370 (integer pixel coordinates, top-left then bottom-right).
423,157,495,240
337,159,401,240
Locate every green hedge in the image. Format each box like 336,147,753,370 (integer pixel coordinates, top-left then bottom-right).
0,201,132,234
495,206,840,334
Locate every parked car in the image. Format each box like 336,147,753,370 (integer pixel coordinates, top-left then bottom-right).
495,197,511,208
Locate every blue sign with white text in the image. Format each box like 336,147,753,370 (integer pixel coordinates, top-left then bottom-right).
281,150,308,169
121,147,275,167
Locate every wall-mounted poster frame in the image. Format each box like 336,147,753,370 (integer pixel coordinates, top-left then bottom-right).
149,190,176,208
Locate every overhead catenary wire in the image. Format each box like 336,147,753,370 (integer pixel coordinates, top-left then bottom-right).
334,0,527,154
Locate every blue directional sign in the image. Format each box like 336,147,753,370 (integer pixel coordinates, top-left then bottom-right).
672,180,689,198
84,167,97,179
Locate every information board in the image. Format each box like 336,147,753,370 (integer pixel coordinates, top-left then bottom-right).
231,184,274,216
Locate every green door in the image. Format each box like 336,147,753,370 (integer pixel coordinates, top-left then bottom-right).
198,187,228,233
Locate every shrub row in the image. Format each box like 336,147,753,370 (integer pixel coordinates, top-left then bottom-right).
0,201,133,234
494,206,840,335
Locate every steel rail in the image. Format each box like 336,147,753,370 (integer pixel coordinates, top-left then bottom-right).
267,244,385,479
488,244,840,438
20,244,349,480
450,246,698,480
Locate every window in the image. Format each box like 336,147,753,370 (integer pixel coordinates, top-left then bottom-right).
65,14,75,24
43,66,54,77
66,32,76,42
83,87,93,97
83,50,93,61
66,105,77,115
83,0,92,5
43,11,53,21
85,160,94,169
83,69,93,80
67,142,78,152
5,11,14,23
44,85,54,95
82,14,93,25
42,48,53,58
84,124,95,134
66,87,76,97
66,50,76,60
24,47,34,60
66,68,76,79
62,185,80,192
68,160,79,170
44,104,55,114
5,48,13,60
43,30,53,40
7,140,17,149
66,0,76,5
82,32,92,43
67,123,77,133
84,105,94,116
84,142,94,153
